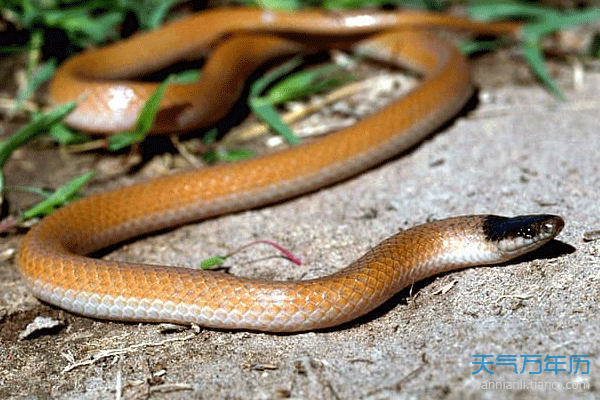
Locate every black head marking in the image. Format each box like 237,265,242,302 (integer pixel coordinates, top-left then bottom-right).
482,215,564,242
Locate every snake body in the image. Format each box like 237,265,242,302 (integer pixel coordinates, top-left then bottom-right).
17,9,564,332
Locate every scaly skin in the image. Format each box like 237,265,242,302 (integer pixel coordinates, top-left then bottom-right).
16,9,560,332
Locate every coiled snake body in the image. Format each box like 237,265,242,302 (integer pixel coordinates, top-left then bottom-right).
17,9,564,332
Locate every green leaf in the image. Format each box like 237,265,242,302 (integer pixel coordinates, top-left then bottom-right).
26,29,43,79
14,59,57,113
265,64,329,104
49,122,91,145
21,171,95,220
171,69,201,84
122,0,189,30
146,0,187,29
266,64,356,105
202,128,219,145
469,3,549,21
248,57,305,145
247,99,300,145
250,0,303,9
40,7,124,46
459,38,505,56
250,56,304,98
0,102,77,168
200,256,227,269
137,75,173,133
521,41,564,100
107,132,145,151
108,75,173,150
0,44,28,54
198,238,303,269
61,12,124,45
249,56,355,145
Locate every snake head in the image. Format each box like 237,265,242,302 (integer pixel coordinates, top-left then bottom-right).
483,214,564,259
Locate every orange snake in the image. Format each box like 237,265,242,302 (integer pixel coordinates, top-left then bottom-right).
17,8,564,332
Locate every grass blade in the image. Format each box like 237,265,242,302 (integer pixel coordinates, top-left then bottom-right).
21,171,94,220
0,101,77,168
108,75,173,151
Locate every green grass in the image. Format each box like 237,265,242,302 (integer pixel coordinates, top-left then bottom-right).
1,0,599,227
469,3,600,99
0,101,95,230
199,239,303,270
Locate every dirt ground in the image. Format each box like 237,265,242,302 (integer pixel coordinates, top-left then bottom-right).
1,49,600,399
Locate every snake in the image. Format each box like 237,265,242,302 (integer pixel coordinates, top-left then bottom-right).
16,8,565,332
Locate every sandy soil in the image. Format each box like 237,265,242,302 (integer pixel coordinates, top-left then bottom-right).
1,54,599,399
